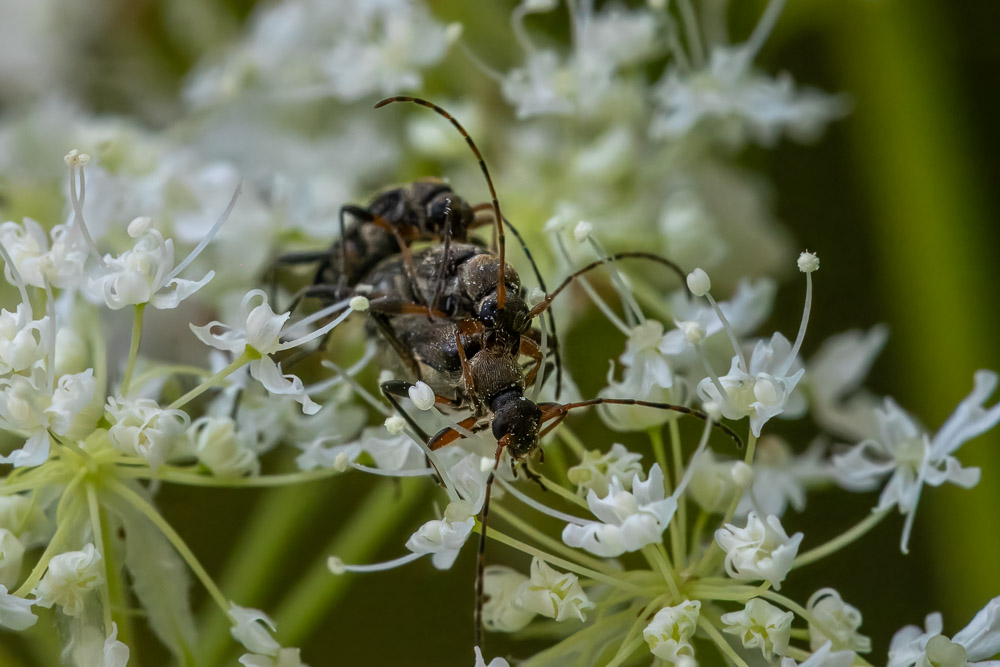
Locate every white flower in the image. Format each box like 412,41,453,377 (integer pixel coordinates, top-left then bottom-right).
567,443,644,496
806,326,888,441
502,50,576,118
0,218,87,289
87,217,214,310
735,437,831,518
104,623,130,667
191,289,350,415
888,597,1000,667
715,512,803,590
33,543,103,617
687,268,712,297
0,368,96,468
240,648,307,667
598,366,680,432
474,647,511,667
687,449,741,514
404,500,476,570
407,381,436,411
514,558,594,622
781,641,856,667
721,598,794,660
296,427,423,474
833,370,1000,552
187,0,453,105
501,4,658,118
807,588,871,654
482,565,534,633
562,463,677,557
0,304,51,374
106,396,189,471
697,332,805,437
650,47,846,147
229,603,280,656
189,416,259,477
617,320,674,395
0,584,37,630
0,529,25,589
661,279,776,369
643,600,701,662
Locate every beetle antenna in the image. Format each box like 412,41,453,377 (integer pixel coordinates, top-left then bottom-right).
376,96,508,311
540,398,743,449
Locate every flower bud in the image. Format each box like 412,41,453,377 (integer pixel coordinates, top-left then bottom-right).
482,566,533,632
686,268,711,297
33,543,103,617
643,600,700,661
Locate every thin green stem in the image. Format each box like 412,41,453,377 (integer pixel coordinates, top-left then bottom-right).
668,420,688,569
698,614,749,667
557,426,587,458
492,504,618,575
106,479,229,614
120,303,145,396
121,467,344,488
167,350,253,411
130,365,214,391
609,594,670,667
694,432,756,576
794,510,889,568
537,475,589,510
195,472,336,665
643,544,680,600
85,483,114,635
15,469,86,596
489,528,650,595
273,479,427,644
604,636,645,667
648,427,670,489
687,510,710,571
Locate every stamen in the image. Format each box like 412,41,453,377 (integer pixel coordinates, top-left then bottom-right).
276,306,353,351
584,234,646,327
676,0,706,68
281,299,351,337
319,357,390,417
744,0,787,62
553,234,630,336
0,242,33,320
349,463,437,478
167,183,242,281
306,341,376,393
672,417,714,500
705,292,749,372
511,2,540,53
695,342,736,415
664,16,692,74
778,252,817,377
43,281,57,394
64,151,105,269
496,477,590,526
328,552,423,574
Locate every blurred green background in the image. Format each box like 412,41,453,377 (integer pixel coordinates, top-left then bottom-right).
2,0,999,664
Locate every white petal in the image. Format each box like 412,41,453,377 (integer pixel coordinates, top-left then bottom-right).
0,430,51,468
190,321,247,354
953,597,1000,661
149,271,215,310
249,359,320,415
0,585,37,630
229,603,280,656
